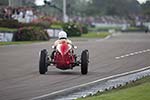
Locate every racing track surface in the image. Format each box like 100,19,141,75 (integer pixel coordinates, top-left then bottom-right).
0,32,150,100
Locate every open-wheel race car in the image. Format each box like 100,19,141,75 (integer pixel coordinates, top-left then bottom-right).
39,41,89,75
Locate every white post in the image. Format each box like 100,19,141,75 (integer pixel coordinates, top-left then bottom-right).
63,0,68,22
8,0,11,6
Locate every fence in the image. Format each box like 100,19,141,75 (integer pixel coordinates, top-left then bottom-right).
46,28,62,38
0,32,13,42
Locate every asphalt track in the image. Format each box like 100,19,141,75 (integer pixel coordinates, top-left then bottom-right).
0,32,150,100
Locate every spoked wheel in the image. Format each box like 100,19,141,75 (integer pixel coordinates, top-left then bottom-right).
81,50,89,75
39,49,48,74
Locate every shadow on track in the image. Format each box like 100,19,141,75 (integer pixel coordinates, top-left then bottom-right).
46,71,81,75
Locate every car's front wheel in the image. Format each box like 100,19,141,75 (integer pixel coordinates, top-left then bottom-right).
81,50,89,75
39,49,48,74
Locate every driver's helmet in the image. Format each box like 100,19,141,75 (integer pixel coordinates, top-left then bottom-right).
58,31,67,39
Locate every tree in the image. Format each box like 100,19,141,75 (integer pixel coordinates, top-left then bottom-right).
36,0,143,18
84,0,141,16
141,0,150,16
0,0,8,5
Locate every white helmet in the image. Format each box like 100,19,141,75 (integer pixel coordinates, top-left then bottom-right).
58,31,67,39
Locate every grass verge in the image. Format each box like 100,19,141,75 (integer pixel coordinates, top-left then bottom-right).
0,27,17,32
78,76,150,100
0,32,110,45
88,26,121,32
81,32,111,38
0,41,45,46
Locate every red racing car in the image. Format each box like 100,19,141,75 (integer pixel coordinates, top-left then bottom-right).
39,41,89,75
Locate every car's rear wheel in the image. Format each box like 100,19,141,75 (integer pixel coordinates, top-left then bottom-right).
81,50,89,75
39,49,48,74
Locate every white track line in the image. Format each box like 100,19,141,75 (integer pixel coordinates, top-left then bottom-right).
96,35,112,42
31,66,150,100
104,35,111,40
115,49,150,60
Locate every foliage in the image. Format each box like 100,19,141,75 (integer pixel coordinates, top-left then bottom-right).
51,0,77,15
32,16,53,28
0,19,51,29
85,0,141,16
0,0,35,6
22,0,36,7
14,27,49,41
45,0,142,17
23,22,50,29
0,19,21,28
141,1,150,16
62,22,81,37
80,24,88,34
1,0,147,18
0,0,8,5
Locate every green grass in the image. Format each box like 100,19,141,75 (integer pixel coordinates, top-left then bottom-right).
0,27,17,32
89,26,121,32
127,27,144,31
0,32,110,45
0,41,45,45
82,32,110,38
50,24,62,29
78,76,150,100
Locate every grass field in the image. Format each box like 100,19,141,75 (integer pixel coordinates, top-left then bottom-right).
0,27,17,32
88,26,121,32
0,32,110,45
82,32,110,38
0,41,44,45
78,76,150,100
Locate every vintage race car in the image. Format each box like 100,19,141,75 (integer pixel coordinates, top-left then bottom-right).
39,41,89,75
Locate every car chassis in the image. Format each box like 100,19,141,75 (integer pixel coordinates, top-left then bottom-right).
39,43,89,75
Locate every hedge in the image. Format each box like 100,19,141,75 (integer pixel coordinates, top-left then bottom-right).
0,19,20,28
0,19,51,29
62,22,82,37
14,27,49,41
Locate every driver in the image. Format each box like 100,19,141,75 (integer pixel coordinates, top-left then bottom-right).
54,31,72,46
50,31,72,60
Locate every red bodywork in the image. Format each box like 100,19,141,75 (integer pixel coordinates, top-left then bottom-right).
53,41,75,70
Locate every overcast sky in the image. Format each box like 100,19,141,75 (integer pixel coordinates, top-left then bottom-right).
35,0,148,6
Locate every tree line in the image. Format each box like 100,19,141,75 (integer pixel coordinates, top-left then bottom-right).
0,0,149,17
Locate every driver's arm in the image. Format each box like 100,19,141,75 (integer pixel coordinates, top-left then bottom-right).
54,40,60,46
67,39,72,44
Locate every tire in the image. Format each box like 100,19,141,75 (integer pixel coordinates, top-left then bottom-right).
81,50,89,75
39,49,48,74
